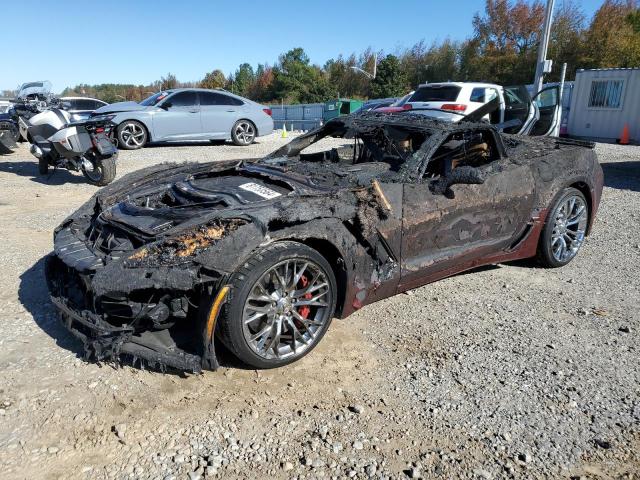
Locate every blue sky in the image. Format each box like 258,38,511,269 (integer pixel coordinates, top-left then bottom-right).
2,0,605,92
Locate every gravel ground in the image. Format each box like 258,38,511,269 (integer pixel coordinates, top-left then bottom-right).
0,136,638,480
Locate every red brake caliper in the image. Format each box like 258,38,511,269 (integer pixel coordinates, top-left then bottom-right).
297,274,312,320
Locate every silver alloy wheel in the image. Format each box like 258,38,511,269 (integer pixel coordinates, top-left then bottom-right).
242,259,332,360
234,121,255,145
120,122,146,148
82,158,102,182
551,194,588,262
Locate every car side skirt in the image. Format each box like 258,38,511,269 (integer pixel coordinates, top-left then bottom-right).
339,209,548,319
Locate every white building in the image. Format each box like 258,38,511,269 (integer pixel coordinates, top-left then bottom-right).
568,68,640,143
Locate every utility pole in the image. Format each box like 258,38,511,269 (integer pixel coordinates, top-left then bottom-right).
534,0,555,94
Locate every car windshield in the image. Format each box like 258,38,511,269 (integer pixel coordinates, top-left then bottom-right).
409,86,461,102
140,91,170,106
261,117,433,179
17,80,52,99
392,92,413,106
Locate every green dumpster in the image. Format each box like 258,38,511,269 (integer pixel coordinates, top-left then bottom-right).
323,98,364,122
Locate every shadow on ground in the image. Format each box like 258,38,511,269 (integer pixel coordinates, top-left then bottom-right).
602,160,640,192
19,256,83,357
0,160,88,185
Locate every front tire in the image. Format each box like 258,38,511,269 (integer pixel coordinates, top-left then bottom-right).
231,120,256,146
536,187,589,268
216,241,336,369
38,155,49,175
116,120,147,150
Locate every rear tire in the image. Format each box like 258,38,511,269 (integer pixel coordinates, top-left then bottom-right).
536,187,589,268
116,120,147,150
215,241,336,369
82,155,117,186
231,120,256,146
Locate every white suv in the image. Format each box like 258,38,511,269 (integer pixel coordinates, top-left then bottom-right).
404,82,562,136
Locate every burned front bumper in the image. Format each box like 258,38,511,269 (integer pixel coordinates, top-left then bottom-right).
44,228,219,373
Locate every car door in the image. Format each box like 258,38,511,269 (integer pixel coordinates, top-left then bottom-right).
199,91,244,138
153,90,202,140
399,130,535,291
528,86,561,136
502,85,537,134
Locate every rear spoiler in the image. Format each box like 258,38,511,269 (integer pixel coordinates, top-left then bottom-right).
554,137,595,149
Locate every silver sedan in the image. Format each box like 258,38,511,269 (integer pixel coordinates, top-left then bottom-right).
93,88,274,150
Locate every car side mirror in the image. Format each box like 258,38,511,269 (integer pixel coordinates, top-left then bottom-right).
429,166,486,199
160,101,172,110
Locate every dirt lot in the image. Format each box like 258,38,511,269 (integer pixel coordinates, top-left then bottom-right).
0,135,638,480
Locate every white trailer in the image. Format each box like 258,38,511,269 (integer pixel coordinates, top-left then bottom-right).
568,68,640,143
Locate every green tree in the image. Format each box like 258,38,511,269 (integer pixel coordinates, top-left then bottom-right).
270,48,336,103
585,0,640,68
199,70,226,89
628,8,640,32
231,63,255,96
370,55,407,98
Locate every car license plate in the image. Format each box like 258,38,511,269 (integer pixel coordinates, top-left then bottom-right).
94,134,116,155
239,182,281,199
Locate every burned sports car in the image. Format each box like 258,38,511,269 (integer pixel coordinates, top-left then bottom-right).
45,112,603,372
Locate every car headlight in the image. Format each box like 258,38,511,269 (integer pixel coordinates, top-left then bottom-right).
90,114,116,122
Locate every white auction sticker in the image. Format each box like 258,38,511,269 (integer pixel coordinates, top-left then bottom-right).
239,182,282,199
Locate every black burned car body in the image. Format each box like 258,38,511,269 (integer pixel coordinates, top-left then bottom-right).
45,112,604,372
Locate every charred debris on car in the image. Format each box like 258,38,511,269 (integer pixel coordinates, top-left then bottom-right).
44,111,596,373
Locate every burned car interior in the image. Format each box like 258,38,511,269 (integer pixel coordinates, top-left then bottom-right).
44,111,603,373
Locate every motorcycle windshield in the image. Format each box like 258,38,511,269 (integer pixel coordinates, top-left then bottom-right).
17,81,52,99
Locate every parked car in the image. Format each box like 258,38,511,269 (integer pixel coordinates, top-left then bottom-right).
92,88,274,150
0,101,13,114
60,97,108,121
45,112,602,372
398,82,561,136
0,106,19,152
375,91,415,113
352,100,395,113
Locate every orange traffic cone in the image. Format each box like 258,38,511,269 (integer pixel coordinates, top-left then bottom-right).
620,123,630,145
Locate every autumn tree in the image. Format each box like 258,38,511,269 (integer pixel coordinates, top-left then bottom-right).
546,0,588,81
585,0,640,68
463,0,545,85
159,73,178,90
325,49,376,98
247,64,274,101
199,69,226,89
400,40,461,87
370,54,407,98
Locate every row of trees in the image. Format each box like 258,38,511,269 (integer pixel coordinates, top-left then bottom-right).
61,0,640,104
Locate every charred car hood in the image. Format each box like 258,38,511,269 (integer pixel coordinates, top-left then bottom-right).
96,162,356,238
